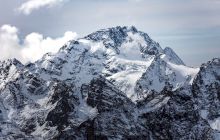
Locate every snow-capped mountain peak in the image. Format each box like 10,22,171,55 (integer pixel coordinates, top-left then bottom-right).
0,26,219,139
84,26,163,56
23,26,198,102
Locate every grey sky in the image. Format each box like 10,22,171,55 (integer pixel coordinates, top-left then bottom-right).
0,0,219,66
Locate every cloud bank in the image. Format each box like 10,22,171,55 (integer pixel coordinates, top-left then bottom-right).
18,0,65,15
0,24,77,63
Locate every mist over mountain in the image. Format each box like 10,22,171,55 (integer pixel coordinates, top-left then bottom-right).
0,26,219,139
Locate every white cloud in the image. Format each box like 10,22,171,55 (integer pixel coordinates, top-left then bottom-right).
18,0,65,15
0,25,21,61
0,24,77,63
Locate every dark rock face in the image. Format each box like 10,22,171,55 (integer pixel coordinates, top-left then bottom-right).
46,83,73,129
192,58,220,134
85,78,133,112
138,87,214,140
81,77,149,139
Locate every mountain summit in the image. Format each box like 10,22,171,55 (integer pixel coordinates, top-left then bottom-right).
0,26,219,139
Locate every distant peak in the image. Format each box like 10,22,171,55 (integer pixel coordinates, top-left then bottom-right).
83,26,142,53
63,26,183,63
163,47,185,65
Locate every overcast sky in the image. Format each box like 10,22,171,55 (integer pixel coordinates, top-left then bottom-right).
0,0,219,66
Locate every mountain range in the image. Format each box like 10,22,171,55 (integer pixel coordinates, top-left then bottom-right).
0,26,219,140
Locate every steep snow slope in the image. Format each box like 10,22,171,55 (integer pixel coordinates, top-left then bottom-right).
163,47,185,65
0,59,23,87
134,56,199,101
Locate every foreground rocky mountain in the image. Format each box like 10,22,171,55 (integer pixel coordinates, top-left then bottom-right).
0,26,219,139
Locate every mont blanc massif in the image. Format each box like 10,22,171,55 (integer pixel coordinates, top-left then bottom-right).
0,26,219,140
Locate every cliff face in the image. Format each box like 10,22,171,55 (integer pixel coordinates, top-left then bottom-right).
0,26,219,139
